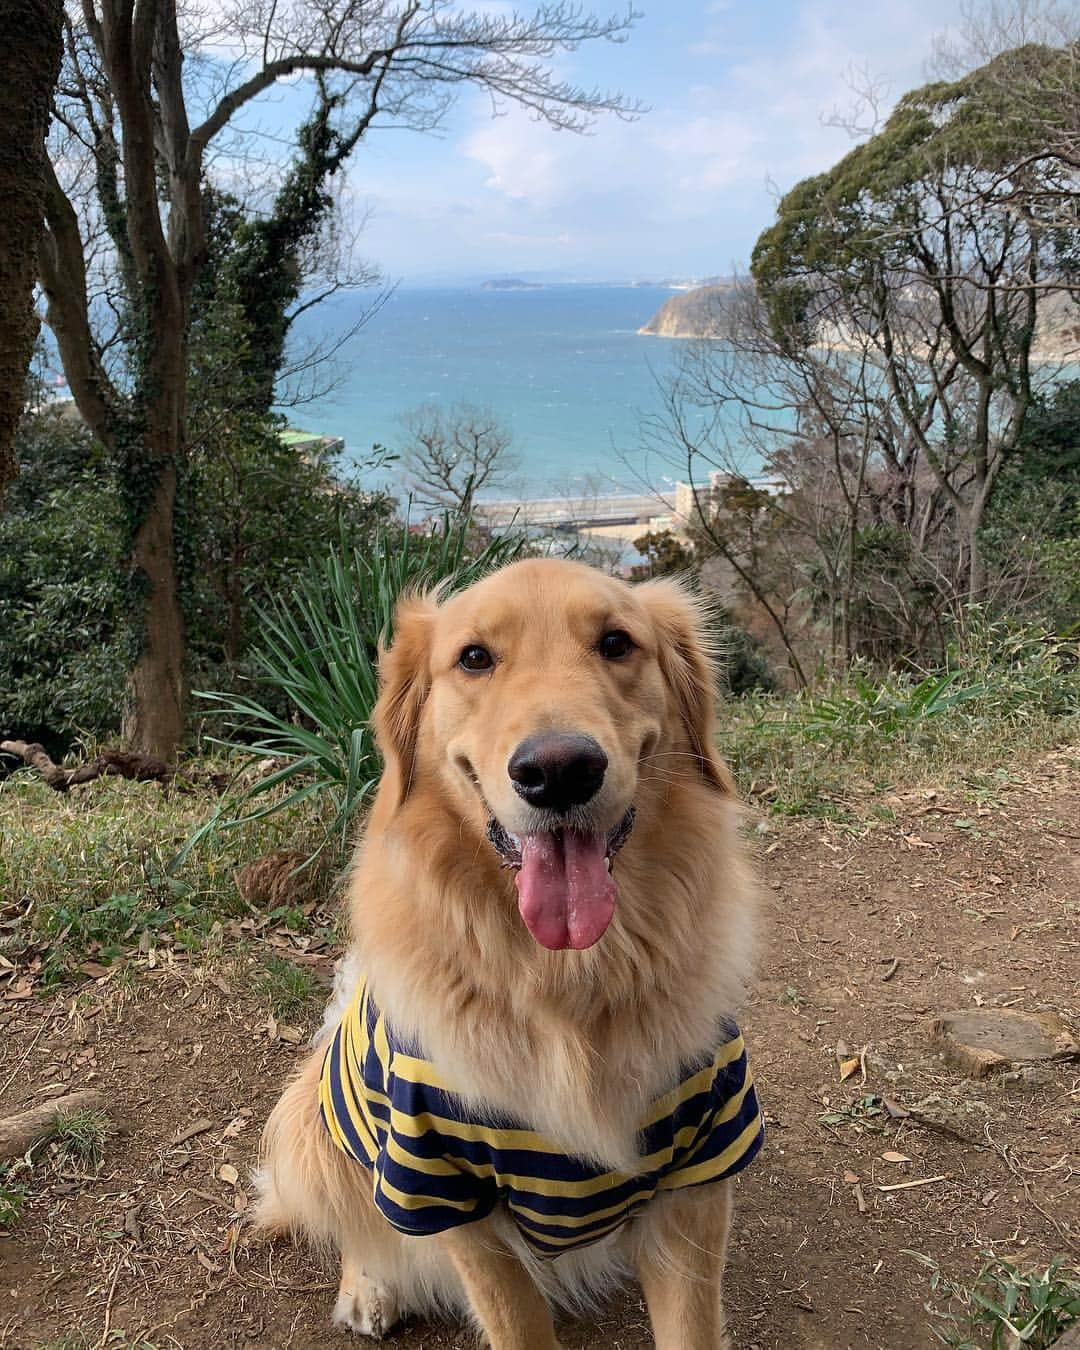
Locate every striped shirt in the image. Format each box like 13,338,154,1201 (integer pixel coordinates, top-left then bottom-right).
319,979,764,1257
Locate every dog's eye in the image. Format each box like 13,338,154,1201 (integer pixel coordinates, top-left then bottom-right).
458,644,494,673
598,630,635,661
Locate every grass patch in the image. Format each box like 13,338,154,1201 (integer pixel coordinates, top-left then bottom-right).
907,1251,1080,1348
254,952,319,1020
723,621,1080,819
0,768,328,985
45,1107,111,1172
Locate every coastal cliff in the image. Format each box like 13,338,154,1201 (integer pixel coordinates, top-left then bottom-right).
637,284,734,338
639,282,1079,361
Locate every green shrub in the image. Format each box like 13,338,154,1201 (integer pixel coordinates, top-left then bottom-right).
0,411,131,755
982,378,1080,633
182,420,396,700
0,398,396,754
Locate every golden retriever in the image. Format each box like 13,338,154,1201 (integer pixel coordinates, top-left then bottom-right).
256,557,761,1349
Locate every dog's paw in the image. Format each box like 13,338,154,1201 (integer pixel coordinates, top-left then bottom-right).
332,1277,400,1339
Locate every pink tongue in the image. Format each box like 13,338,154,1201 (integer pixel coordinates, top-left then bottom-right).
515,831,616,950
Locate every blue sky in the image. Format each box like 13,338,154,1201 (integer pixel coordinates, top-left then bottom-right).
255,1,969,284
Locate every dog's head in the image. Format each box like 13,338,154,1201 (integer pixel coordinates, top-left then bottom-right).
372,557,730,951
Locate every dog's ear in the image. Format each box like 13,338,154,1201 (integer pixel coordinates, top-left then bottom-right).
373,593,438,809
637,578,733,794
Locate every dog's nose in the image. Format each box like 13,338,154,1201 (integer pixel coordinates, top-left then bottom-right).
508,733,608,813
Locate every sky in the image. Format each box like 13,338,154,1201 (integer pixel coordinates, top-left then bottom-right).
247,1,971,285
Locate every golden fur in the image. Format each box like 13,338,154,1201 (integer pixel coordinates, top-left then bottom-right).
257,557,757,1348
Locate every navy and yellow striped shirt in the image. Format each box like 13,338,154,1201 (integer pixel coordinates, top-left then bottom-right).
319,980,763,1257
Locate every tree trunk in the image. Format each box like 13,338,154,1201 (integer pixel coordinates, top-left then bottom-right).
0,0,62,500
122,455,186,759
967,496,989,604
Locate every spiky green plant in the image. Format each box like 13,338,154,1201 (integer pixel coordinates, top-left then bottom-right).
906,1251,1080,1349
184,516,526,864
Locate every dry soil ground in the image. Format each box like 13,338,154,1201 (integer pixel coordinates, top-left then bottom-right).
1,748,1078,1349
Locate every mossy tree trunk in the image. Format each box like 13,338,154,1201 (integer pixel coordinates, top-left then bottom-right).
0,0,62,503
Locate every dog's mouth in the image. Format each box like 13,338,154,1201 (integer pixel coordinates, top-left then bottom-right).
486,808,635,952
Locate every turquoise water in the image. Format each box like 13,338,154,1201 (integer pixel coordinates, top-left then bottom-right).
285,285,688,498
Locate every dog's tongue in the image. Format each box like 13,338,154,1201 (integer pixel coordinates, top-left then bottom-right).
515,830,615,950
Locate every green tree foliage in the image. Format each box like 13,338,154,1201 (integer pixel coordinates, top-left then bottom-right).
629,529,698,581
751,44,1079,602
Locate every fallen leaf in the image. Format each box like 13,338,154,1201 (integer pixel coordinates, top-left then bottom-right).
881,1151,911,1164
220,1115,248,1141
277,1025,303,1044
218,1163,239,1186
842,1169,859,1184
839,1057,860,1082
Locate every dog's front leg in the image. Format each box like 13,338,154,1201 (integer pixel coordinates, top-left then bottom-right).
635,1180,733,1350
438,1219,561,1350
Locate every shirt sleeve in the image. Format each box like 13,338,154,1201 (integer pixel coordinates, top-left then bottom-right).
659,1039,765,1193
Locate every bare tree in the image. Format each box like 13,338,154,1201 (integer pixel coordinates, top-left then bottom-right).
643,275,973,679
39,0,642,757
0,0,62,500
401,401,517,513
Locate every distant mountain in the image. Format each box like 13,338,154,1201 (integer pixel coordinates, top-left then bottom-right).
481,278,545,291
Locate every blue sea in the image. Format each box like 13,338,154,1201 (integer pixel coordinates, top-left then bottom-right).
285,284,691,499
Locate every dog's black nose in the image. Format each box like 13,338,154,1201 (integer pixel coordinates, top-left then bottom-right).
508,733,608,813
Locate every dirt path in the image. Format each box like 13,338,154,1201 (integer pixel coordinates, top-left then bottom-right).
2,749,1078,1349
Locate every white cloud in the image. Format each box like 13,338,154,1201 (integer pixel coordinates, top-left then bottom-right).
346,0,970,276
